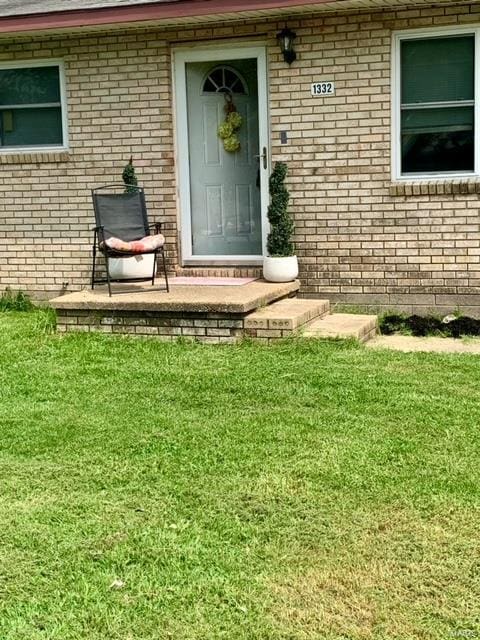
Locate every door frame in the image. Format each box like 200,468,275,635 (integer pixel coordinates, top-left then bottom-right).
173,43,269,265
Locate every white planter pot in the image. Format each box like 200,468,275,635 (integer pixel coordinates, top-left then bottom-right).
108,254,155,280
263,255,298,283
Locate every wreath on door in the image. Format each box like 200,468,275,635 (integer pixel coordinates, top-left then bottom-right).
217,93,243,153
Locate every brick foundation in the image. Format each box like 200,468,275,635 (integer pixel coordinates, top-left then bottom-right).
56,309,245,344
56,307,319,344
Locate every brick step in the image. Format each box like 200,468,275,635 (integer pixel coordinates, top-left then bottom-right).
302,313,378,343
244,298,330,338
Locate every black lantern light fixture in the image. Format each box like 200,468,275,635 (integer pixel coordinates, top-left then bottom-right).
277,27,297,65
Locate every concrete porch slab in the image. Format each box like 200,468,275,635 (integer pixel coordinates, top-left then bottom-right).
50,280,300,315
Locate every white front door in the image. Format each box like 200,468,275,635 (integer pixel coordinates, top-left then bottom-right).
174,47,269,264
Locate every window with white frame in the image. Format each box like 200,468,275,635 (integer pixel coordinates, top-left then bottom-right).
395,32,475,177
0,61,67,150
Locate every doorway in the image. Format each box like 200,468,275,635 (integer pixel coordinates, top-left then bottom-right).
174,46,269,264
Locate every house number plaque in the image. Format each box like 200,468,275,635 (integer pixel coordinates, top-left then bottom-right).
311,81,335,96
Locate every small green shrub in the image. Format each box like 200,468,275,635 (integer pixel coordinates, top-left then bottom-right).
379,312,406,335
448,316,480,338
0,288,35,312
406,315,444,337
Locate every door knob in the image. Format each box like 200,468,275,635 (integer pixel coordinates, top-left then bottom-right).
255,147,268,170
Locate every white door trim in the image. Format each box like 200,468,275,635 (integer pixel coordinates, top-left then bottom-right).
173,44,269,265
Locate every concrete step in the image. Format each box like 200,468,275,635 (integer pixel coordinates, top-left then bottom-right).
302,313,378,343
244,298,330,336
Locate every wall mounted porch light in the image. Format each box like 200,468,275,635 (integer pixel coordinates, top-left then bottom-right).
277,27,297,65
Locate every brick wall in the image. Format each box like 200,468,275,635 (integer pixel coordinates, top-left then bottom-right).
56,309,244,343
0,31,176,297
269,3,480,315
1,3,480,313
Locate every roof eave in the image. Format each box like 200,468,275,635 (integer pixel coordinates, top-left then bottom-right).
0,0,341,36
0,0,463,39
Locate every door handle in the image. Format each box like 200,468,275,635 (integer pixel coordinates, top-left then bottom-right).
255,147,268,170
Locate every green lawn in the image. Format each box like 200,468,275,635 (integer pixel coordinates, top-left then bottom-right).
1,311,479,639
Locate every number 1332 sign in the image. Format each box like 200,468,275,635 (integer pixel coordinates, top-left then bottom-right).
311,81,335,96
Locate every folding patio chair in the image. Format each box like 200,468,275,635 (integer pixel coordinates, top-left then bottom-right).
91,184,169,296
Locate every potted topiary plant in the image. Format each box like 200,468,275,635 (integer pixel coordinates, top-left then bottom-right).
122,155,139,193
107,157,156,280
263,162,298,282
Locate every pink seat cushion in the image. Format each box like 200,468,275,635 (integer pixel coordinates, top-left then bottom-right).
104,233,165,254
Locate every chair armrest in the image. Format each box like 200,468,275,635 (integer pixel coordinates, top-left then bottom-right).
92,225,104,232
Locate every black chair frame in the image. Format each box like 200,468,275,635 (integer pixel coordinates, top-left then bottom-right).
91,184,169,296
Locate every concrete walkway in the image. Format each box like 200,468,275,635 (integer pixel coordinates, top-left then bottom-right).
367,335,480,354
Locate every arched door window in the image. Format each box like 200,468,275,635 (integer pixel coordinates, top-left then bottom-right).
202,66,248,95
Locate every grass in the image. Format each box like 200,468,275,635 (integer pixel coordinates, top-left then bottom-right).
0,287,35,312
1,311,479,639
